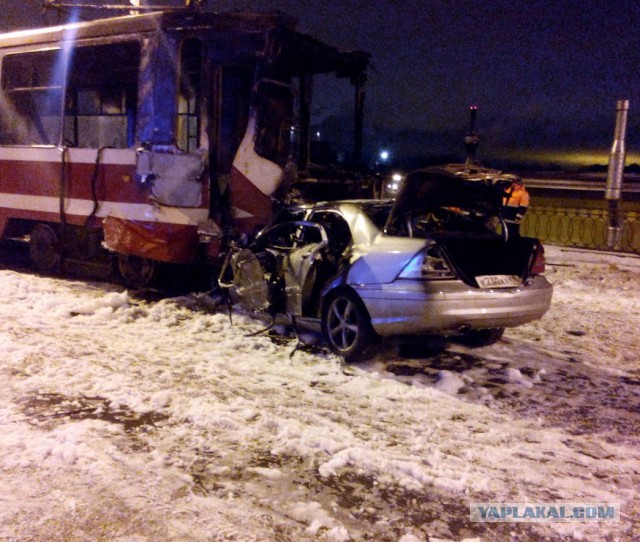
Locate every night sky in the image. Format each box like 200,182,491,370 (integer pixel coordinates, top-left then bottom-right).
2,0,640,169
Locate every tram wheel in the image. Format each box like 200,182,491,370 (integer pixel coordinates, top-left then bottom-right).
117,253,159,288
29,223,61,273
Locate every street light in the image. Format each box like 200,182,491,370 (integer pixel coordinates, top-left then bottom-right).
384,172,403,197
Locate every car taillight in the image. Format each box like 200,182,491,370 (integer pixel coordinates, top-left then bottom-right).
530,243,546,275
399,245,456,280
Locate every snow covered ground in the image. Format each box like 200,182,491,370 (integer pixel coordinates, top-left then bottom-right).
0,245,638,541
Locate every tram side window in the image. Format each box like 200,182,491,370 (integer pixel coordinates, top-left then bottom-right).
254,80,295,166
177,39,202,152
64,42,140,148
0,50,63,145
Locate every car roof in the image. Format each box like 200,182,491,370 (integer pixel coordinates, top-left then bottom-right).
282,199,392,245
291,199,393,210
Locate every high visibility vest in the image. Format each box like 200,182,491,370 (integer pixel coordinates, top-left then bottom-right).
502,184,530,223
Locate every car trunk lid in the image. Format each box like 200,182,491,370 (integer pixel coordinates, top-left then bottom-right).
385,165,512,235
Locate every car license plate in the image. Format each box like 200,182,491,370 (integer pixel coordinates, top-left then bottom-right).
476,275,522,289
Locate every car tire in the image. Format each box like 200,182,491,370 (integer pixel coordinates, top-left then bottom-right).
322,289,377,362
457,327,505,347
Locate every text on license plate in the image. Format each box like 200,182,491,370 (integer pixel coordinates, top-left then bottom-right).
476,275,523,289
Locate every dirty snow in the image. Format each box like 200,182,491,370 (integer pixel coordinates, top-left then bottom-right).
0,245,638,541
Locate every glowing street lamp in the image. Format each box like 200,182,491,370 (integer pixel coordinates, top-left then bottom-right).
384,172,404,197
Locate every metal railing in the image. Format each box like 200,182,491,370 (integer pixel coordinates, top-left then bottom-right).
521,206,640,254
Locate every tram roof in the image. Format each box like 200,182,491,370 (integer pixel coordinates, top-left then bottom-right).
0,10,370,79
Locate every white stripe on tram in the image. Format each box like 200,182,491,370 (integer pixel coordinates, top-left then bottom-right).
0,146,137,165
0,193,209,226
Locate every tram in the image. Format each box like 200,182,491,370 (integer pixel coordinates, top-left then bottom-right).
0,8,369,285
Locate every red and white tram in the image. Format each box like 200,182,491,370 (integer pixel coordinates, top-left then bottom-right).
0,9,369,285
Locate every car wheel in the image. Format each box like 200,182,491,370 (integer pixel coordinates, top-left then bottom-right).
29,223,61,273
322,289,376,362
457,327,505,347
117,254,159,288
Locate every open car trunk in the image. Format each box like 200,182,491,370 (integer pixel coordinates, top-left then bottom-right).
385,165,513,231
385,164,540,286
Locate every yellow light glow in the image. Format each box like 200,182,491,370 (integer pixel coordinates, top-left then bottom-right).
495,148,640,168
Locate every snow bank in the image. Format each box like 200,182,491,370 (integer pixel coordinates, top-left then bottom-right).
0,246,638,541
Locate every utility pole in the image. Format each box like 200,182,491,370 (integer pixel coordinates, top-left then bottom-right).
464,106,479,168
605,99,629,250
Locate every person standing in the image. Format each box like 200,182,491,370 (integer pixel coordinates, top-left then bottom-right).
502,177,530,239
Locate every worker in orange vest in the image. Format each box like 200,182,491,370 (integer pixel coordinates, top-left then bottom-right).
502,177,530,239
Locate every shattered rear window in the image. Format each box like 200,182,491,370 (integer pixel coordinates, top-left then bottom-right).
357,201,393,230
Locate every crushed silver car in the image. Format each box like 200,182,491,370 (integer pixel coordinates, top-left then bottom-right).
219,164,553,361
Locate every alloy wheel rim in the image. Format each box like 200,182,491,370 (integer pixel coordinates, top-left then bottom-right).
328,297,359,351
